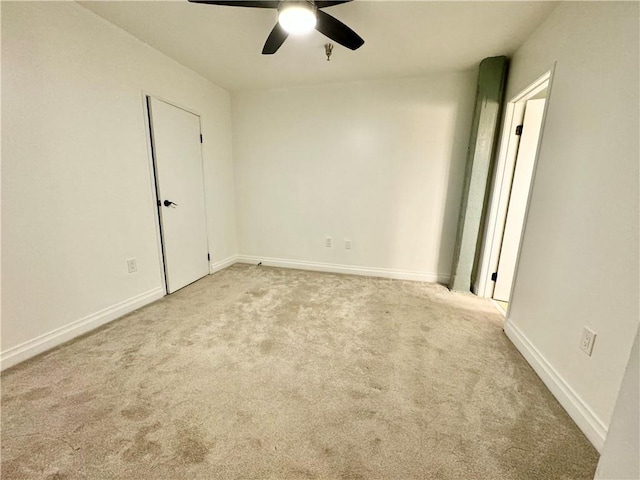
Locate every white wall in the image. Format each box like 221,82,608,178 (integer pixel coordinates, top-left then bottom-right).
502,1,639,451
595,328,640,479
1,1,237,368
232,74,475,281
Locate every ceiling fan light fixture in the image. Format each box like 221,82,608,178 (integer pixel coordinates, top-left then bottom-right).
278,4,317,35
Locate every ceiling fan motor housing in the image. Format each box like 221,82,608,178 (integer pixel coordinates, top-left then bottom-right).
278,0,317,12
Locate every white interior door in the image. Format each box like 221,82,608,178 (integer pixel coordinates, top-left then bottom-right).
148,97,209,294
493,98,546,302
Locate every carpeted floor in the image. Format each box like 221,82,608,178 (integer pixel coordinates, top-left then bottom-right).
1,264,598,479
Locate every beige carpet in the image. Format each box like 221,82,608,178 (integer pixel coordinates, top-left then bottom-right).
1,264,598,479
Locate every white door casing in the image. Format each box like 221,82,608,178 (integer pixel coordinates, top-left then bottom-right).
493,98,546,302
148,97,209,294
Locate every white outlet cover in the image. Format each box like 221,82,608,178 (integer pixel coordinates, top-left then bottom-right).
580,327,596,356
126,258,137,274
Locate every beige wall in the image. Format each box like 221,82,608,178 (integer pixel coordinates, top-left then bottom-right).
232,74,475,281
503,1,639,451
1,1,237,367
595,328,639,479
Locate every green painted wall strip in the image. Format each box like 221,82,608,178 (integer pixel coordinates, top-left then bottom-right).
450,56,509,292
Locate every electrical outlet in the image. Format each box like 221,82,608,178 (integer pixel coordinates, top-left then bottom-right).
580,327,596,356
325,237,333,248
345,239,352,250
126,258,137,274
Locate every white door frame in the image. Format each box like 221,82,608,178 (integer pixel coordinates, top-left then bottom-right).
475,66,555,303
140,92,209,295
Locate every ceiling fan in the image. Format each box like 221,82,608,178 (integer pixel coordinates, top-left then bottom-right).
187,0,364,55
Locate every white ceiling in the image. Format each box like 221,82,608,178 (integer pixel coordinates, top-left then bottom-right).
79,1,558,92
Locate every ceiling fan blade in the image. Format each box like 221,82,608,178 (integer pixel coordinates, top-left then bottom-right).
314,1,352,8
188,0,279,8
262,22,289,54
315,9,364,50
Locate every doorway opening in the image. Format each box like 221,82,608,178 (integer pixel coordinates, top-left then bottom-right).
475,68,554,313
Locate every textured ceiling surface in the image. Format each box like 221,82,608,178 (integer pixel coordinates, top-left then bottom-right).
80,1,558,92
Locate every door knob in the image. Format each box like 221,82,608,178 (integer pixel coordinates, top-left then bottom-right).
163,200,178,208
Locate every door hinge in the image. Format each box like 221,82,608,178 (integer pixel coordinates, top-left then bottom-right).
200,134,203,143
515,125,523,136
207,253,210,261
491,272,498,282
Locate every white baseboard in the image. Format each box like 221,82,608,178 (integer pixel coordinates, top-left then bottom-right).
491,299,507,316
209,255,239,274
235,255,450,284
0,287,164,371
504,319,607,452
